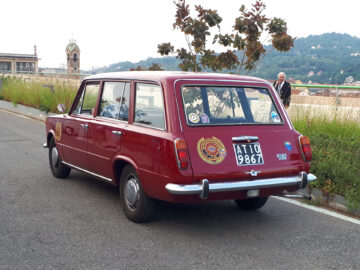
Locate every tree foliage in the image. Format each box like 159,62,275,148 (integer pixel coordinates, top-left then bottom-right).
158,0,294,73
93,33,360,84
130,63,163,71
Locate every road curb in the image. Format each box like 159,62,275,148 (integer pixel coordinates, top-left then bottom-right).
0,100,55,122
299,187,360,217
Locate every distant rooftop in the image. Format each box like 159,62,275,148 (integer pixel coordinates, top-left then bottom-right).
0,53,38,59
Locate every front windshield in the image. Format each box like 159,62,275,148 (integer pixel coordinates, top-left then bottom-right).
182,86,282,125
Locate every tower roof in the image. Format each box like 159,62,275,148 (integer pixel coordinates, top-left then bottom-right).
66,39,80,52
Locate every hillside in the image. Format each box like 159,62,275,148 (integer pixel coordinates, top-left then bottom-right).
92,33,360,84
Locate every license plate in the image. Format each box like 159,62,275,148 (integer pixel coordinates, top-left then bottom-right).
233,143,264,166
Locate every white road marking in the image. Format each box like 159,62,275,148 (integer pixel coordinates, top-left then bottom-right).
273,196,360,225
0,109,45,123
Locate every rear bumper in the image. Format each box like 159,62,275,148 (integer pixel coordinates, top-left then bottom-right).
165,172,317,199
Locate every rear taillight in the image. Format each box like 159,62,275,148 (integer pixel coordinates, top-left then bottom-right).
174,138,189,169
299,135,312,162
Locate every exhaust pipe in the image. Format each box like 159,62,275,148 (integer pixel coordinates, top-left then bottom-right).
275,192,311,200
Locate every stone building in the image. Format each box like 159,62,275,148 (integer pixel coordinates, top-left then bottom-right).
0,46,39,74
66,39,80,74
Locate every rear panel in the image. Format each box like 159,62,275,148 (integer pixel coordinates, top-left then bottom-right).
175,80,308,183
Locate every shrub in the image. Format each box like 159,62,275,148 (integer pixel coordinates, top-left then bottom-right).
293,117,360,210
1,76,77,113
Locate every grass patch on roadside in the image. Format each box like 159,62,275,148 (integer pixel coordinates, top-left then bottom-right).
0,76,77,113
293,117,360,210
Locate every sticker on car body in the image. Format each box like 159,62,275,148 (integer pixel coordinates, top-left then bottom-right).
277,153,287,160
197,136,227,164
55,122,62,142
284,141,292,151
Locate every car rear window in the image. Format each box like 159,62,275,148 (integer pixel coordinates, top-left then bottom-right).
181,86,282,125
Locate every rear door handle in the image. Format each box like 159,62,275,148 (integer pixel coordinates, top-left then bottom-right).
80,123,88,128
112,130,122,136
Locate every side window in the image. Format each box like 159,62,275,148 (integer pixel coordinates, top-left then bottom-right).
98,82,124,119
98,82,130,121
119,83,130,121
134,83,165,129
74,83,100,115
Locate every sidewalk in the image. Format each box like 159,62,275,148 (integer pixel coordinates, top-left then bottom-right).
0,100,55,121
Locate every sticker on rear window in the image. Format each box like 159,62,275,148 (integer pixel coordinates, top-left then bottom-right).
188,113,200,123
271,111,281,123
197,136,227,165
200,113,210,124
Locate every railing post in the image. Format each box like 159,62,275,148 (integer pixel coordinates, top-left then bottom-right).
335,86,341,106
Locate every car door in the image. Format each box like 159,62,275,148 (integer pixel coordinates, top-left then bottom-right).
62,82,100,170
87,81,130,179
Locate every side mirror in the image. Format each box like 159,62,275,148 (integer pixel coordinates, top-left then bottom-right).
57,104,66,114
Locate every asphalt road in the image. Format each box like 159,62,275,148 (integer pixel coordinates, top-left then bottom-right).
0,110,359,270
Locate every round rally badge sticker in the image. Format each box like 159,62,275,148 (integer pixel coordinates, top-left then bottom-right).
271,111,281,123
197,136,227,165
55,122,62,141
188,113,200,123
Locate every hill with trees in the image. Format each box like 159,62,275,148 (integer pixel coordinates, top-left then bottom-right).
91,33,360,84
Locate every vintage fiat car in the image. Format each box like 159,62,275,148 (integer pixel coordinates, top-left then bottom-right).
44,71,316,222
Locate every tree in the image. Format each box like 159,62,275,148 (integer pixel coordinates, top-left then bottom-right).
130,63,163,71
158,0,294,74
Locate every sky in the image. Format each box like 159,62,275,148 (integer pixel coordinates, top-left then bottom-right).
1,0,359,70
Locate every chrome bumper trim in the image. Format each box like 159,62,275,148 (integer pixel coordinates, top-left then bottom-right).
165,172,317,199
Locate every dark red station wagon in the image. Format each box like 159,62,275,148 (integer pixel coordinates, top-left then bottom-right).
44,71,316,222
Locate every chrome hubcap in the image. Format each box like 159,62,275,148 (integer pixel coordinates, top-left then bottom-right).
125,176,140,209
51,147,59,167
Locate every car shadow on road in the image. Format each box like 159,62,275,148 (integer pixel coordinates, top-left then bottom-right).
63,171,275,229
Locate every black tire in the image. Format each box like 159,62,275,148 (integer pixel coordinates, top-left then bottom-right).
235,197,268,210
48,137,71,178
119,165,155,223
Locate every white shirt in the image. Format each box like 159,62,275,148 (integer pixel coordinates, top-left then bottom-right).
277,81,284,94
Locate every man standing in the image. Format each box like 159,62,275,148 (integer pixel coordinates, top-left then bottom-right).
273,72,291,108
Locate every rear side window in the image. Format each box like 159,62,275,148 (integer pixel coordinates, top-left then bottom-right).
134,83,165,129
182,86,282,125
98,82,130,121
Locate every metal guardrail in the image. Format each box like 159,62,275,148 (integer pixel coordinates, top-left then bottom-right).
292,84,360,90
0,70,91,77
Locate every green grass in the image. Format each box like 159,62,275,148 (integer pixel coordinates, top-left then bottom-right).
0,76,77,113
293,117,360,210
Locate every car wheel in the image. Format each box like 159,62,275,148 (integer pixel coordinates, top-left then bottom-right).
48,137,71,178
235,197,268,210
119,165,155,223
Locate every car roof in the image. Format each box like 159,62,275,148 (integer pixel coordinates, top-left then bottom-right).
85,71,269,85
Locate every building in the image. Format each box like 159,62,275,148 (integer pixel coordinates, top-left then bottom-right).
0,46,39,74
66,39,80,74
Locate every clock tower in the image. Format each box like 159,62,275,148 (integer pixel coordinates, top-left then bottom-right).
65,39,80,74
